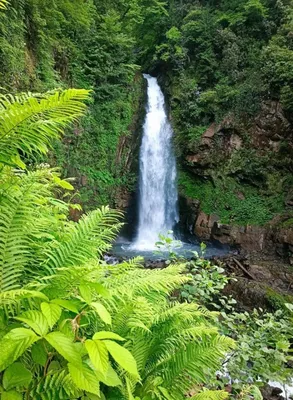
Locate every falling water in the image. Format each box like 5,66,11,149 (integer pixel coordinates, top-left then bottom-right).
132,74,179,250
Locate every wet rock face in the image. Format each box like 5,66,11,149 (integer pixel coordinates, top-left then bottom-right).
178,100,293,259
179,204,293,261
178,195,201,233
212,223,269,253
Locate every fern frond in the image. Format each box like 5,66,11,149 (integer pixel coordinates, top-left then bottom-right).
0,89,90,167
0,170,52,292
0,289,48,305
190,390,229,400
105,264,190,301
0,0,8,10
29,369,82,399
40,206,122,275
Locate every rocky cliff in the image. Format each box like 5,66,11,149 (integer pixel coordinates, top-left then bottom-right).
177,100,293,260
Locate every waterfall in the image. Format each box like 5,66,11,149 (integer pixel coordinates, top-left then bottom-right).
132,74,179,250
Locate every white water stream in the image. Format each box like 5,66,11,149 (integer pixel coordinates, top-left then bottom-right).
132,74,179,250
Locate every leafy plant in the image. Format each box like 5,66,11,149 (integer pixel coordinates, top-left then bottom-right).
180,257,236,310
219,309,293,386
0,0,8,10
0,87,235,399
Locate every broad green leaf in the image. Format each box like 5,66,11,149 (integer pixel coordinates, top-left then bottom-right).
41,302,62,328
91,302,111,325
96,365,122,387
45,332,82,366
93,331,125,341
51,299,79,313
79,284,92,304
68,362,100,395
285,303,293,312
85,339,109,376
3,362,32,390
2,390,23,400
47,360,61,372
250,385,263,400
0,328,39,372
31,341,47,367
103,340,139,377
15,310,49,336
89,283,111,299
74,342,88,357
53,175,74,190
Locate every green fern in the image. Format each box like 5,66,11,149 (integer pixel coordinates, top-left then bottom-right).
0,170,52,292
0,0,8,10
41,206,122,275
42,262,235,400
190,390,229,400
29,370,82,400
0,89,90,168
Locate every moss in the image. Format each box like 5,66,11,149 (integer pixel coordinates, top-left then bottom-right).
178,170,285,225
280,218,293,228
265,288,293,312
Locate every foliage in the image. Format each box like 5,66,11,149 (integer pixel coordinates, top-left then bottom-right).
179,171,284,225
155,231,183,260
180,257,236,311
0,0,149,209
0,0,8,10
0,87,235,400
0,89,89,168
219,309,293,386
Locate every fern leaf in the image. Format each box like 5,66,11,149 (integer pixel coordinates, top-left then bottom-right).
190,390,229,400
0,89,90,168
0,0,8,10
41,206,122,274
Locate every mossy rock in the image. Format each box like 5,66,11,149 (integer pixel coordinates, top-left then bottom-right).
265,287,293,312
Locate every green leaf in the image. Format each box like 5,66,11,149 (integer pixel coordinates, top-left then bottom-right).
126,376,135,400
53,175,74,191
2,390,23,400
93,331,125,341
250,385,263,400
285,303,293,312
0,328,39,372
68,362,100,395
85,339,109,376
89,283,111,299
47,360,61,372
41,302,62,328
79,284,92,304
51,299,79,313
31,341,47,367
103,340,139,377
3,362,32,390
158,387,173,400
45,332,82,366
96,365,122,387
91,302,111,325
10,155,26,170
84,394,104,400
15,310,49,336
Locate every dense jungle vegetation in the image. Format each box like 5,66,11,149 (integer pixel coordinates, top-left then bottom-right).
1,0,292,220
0,0,293,399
